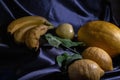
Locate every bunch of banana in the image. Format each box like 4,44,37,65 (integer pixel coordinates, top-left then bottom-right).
7,16,53,50
24,24,48,50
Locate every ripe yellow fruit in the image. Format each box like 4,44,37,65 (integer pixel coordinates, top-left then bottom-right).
82,47,113,71
24,24,48,50
14,24,37,43
7,16,52,34
56,23,75,39
7,16,54,50
68,59,104,80
78,20,120,57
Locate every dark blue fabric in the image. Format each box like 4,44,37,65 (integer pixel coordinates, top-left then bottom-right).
0,0,120,80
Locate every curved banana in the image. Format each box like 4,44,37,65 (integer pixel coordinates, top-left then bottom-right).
25,24,48,50
7,16,51,34
14,24,38,43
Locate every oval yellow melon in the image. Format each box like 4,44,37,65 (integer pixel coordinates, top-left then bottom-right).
77,20,120,57
82,47,113,71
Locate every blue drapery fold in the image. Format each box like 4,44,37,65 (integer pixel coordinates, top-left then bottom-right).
0,0,120,80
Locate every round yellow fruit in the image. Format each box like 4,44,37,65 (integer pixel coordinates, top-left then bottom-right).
82,47,113,71
56,23,75,39
78,20,120,57
68,59,104,80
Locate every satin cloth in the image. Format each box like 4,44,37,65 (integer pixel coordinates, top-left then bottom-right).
0,0,120,80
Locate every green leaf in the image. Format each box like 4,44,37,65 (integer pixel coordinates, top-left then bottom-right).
56,53,82,71
57,55,65,67
45,34,61,48
66,54,82,63
65,54,82,67
55,36,85,48
45,33,83,72
45,33,85,48
56,53,70,67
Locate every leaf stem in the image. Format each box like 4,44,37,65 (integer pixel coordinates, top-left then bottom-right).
61,44,80,54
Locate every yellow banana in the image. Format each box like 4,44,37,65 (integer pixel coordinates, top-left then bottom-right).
7,16,50,34
25,24,48,50
13,24,38,43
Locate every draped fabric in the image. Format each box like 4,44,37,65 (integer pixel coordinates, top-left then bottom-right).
0,0,120,80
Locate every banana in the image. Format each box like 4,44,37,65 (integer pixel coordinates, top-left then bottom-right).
7,16,51,34
24,24,48,50
13,24,38,43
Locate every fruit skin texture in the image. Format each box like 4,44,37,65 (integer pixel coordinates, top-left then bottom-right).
77,20,120,57
24,24,48,50
7,16,51,34
82,47,113,71
14,24,37,43
7,16,53,50
56,23,75,39
68,59,104,80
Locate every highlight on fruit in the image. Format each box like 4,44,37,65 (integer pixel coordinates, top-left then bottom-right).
77,20,120,58
7,16,54,50
7,18,119,80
